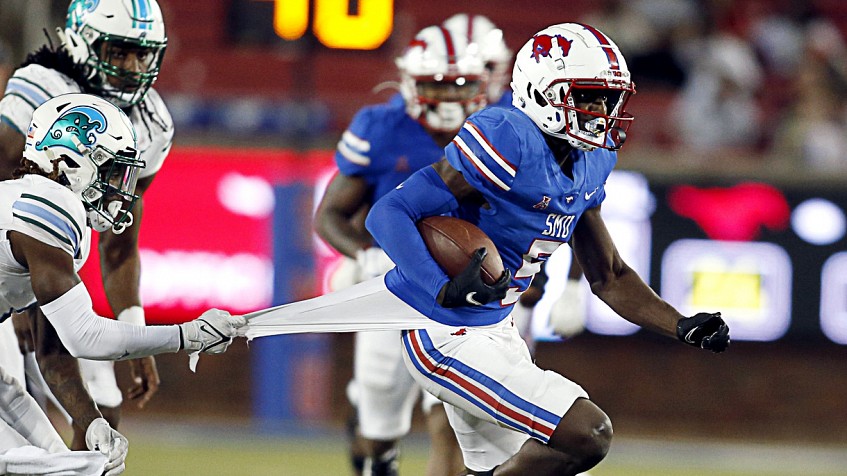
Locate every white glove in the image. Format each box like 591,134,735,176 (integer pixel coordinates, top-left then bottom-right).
179,309,247,354
179,309,247,372
355,247,394,281
549,280,587,338
85,418,127,476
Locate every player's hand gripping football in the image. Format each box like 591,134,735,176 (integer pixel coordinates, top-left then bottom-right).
178,309,247,354
437,248,511,308
676,312,730,353
85,417,128,476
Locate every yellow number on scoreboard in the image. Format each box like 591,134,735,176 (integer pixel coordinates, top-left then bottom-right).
273,0,393,50
273,0,310,40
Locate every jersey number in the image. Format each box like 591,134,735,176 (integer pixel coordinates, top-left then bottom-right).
501,239,564,306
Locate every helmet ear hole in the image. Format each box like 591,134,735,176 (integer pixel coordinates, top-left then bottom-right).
60,155,80,168
532,88,547,107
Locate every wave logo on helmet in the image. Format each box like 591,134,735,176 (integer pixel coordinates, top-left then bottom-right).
66,0,100,29
530,34,572,63
35,106,108,153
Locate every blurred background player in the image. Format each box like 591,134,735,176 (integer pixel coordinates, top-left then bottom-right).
442,13,587,353
315,24,487,476
0,92,242,475
0,0,173,453
441,13,512,108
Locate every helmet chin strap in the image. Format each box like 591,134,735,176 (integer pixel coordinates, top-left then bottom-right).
110,211,133,234
88,201,133,235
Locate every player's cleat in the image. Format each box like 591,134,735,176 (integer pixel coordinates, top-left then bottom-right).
362,448,399,476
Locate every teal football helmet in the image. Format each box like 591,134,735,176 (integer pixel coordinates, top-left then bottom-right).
63,0,167,107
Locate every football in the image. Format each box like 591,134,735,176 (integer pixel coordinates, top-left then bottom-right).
416,216,505,285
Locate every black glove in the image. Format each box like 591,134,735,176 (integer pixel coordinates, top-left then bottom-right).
676,312,730,353
437,248,511,308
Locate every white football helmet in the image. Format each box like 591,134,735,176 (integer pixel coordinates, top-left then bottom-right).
63,0,167,107
396,25,487,133
511,23,635,151
24,93,145,234
442,13,512,103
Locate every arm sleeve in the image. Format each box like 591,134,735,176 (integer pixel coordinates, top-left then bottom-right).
365,166,458,299
39,282,180,360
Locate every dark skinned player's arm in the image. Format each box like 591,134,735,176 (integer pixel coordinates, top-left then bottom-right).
10,231,103,433
0,122,25,180
99,175,152,315
314,173,375,258
98,174,161,408
431,158,481,203
569,206,682,337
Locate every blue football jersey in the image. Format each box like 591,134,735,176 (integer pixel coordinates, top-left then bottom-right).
490,90,513,109
385,106,617,327
334,99,443,205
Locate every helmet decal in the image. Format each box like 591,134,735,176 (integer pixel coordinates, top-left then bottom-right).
67,0,100,29
530,34,572,63
131,0,154,30
576,23,620,70
35,105,108,153
438,26,458,69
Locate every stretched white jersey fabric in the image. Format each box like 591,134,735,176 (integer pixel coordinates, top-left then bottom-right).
0,64,174,179
0,175,91,322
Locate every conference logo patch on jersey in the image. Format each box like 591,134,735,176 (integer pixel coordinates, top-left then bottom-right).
35,105,108,153
394,156,410,172
533,196,551,210
530,34,572,63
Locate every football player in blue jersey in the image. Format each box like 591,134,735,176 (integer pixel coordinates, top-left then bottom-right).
240,22,729,476
443,14,588,351
315,24,487,476
364,23,730,475
0,93,242,475
0,0,174,454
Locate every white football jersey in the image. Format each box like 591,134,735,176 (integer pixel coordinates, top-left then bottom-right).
0,175,91,322
0,64,174,179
